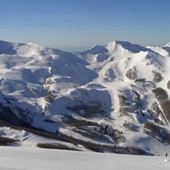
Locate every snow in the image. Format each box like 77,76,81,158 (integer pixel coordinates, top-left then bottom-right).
147,46,169,57
0,39,170,156
164,42,170,47
0,147,169,170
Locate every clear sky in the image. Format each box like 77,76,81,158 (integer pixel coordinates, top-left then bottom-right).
0,0,170,51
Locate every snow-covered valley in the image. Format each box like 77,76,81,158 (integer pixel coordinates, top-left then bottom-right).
0,40,170,156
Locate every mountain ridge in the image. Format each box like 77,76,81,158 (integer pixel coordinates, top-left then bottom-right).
0,39,170,155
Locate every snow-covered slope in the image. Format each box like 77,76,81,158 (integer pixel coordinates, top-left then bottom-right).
0,40,170,156
0,147,169,170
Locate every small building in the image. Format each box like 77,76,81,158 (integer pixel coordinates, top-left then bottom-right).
135,78,146,82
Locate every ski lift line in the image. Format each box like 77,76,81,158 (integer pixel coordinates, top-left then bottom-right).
155,99,170,128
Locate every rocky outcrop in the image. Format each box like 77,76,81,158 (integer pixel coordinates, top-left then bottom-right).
152,87,170,123
152,88,168,100
152,71,163,82
126,68,137,80
167,80,170,89
144,121,170,144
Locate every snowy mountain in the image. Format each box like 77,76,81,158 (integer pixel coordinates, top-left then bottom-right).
0,40,170,156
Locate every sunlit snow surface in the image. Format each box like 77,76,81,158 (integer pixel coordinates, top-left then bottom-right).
0,147,169,170
1,40,170,155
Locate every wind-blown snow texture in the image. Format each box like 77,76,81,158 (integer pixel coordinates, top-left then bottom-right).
0,40,170,156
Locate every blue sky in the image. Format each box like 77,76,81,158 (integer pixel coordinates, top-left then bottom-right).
0,0,170,51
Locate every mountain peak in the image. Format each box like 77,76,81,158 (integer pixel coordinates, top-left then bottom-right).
26,42,42,48
106,40,148,53
81,45,108,54
0,40,19,54
164,42,170,47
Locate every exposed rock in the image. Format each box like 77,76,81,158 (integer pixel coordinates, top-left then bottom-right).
144,122,170,144
159,99,170,122
0,103,33,128
126,68,137,80
37,143,80,151
118,95,127,106
147,102,164,125
167,80,170,89
123,121,139,132
66,101,107,118
45,91,56,103
152,88,170,124
133,91,145,110
152,71,163,82
118,95,130,114
0,137,19,146
152,88,168,100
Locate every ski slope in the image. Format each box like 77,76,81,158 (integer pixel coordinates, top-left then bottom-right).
0,147,169,170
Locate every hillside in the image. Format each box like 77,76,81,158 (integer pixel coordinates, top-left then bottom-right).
0,40,170,156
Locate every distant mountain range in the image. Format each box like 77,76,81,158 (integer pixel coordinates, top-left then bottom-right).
0,40,170,156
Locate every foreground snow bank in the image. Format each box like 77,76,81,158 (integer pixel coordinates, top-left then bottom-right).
0,147,169,170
